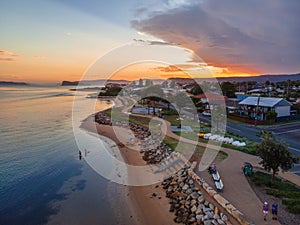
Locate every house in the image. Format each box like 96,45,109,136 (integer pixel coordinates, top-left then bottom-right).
226,98,241,113
193,93,227,112
235,92,248,100
238,97,291,120
247,88,268,94
193,93,227,104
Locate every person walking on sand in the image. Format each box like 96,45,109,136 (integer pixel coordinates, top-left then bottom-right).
272,201,278,220
262,202,269,221
79,150,82,160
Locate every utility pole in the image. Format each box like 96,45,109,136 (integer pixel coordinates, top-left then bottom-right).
254,95,261,126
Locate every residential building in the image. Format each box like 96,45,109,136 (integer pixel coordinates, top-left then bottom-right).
238,97,291,120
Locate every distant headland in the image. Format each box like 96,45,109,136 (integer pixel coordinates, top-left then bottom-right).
0,81,28,86
61,81,79,86
61,79,129,86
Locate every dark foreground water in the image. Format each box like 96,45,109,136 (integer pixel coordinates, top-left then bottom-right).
0,86,125,225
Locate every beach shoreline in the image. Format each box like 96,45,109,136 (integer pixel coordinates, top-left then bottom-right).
80,114,175,225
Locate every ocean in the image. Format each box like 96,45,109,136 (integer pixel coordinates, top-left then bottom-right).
0,86,128,225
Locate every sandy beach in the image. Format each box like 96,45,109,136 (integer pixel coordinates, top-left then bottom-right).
81,115,175,225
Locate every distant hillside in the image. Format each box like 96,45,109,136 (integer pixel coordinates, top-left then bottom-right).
217,73,300,83
61,81,79,86
62,74,300,86
168,73,300,83
0,81,28,86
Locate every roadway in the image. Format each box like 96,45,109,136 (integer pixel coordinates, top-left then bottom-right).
263,122,300,175
198,114,300,175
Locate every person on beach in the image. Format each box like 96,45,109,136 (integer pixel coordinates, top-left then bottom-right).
79,150,82,160
272,201,278,220
262,202,269,221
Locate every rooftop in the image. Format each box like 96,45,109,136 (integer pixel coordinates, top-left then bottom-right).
239,96,291,107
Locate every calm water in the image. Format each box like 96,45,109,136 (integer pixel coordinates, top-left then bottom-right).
0,86,123,225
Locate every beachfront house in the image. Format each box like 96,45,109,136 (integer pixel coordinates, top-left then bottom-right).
238,96,291,120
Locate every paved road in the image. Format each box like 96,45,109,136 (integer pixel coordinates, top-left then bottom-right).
198,114,300,175
199,114,262,142
199,114,300,154
263,122,300,156
262,122,300,175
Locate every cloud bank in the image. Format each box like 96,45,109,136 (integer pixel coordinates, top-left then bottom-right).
0,50,19,61
132,0,300,74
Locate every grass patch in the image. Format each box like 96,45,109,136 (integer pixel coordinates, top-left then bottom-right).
173,131,199,142
164,114,181,126
227,118,243,124
129,115,151,127
104,108,127,121
173,131,257,155
163,135,179,150
282,199,300,214
162,136,228,162
250,171,300,214
164,111,201,130
217,150,228,161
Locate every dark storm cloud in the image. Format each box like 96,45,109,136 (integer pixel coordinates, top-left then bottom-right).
132,0,300,74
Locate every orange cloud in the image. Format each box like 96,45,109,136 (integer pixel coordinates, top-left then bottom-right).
155,65,182,73
0,50,19,62
33,55,46,60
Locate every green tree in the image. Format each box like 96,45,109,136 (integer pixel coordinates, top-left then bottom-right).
190,83,203,95
220,81,236,97
175,92,188,114
98,86,122,96
256,131,299,183
141,85,164,115
266,110,277,120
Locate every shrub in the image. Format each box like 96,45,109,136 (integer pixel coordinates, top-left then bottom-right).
282,199,300,214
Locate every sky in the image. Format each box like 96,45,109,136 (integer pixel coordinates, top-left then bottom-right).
0,0,299,83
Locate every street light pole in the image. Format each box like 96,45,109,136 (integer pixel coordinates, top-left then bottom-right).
254,95,261,126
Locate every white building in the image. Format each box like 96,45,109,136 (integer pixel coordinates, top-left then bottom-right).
239,97,291,120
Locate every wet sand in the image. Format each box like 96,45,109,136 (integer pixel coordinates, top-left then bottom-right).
81,115,174,225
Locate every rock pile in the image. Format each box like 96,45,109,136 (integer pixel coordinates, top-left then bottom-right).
95,111,151,140
162,167,231,225
95,112,112,125
141,142,173,164
129,122,151,140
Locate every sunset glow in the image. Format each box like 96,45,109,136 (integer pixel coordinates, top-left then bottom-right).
0,0,299,83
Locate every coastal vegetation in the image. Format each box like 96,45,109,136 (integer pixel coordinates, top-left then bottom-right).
98,86,123,97
250,171,300,214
